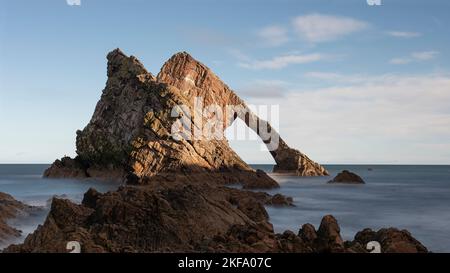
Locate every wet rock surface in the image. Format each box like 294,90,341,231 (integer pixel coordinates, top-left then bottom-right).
0,192,34,245
4,181,272,253
3,184,428,253
328,170,365,184
348,227,428,253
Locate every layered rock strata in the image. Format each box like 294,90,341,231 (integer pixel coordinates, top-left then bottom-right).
44,49,328,189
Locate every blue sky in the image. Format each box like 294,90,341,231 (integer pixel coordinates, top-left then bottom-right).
1,0,450,164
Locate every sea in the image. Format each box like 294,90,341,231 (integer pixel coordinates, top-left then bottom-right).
1,164,450,252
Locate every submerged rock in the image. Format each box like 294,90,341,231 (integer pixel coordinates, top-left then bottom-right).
328,170,365,184
44,49,327,188
267,194,294,207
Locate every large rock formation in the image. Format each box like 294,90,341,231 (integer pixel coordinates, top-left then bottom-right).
44,49,328,188
157,52,329,176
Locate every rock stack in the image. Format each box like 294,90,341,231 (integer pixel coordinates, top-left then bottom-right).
44,49,328,189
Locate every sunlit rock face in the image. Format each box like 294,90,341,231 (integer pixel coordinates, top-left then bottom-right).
44,49,328,188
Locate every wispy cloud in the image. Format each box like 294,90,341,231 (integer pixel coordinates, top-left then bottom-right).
238,53,325,70
304,72,373,84
292,13,368,43
305,72,347,81
411,51,439,61
66,0,81,6
257,25,289,47
390,51,439,65
389,58,413,65
387,31,422,38
250,73,450,164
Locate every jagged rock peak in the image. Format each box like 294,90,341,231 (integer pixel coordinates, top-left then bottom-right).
160,51,199,69
157,50,232,99
106,48,153,80
106,48,126,60
171,51,193,58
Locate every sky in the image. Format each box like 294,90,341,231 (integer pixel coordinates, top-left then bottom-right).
0,0,450,164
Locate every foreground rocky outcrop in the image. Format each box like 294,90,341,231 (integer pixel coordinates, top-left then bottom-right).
44,49,327,188
3,181,280,253
0,192,33,245
346,227,428,253
3,183,427,253
328,170,365,184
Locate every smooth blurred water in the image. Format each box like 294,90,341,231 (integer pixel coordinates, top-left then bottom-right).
1,164,450,252
252,164,450,253
0,164,120,249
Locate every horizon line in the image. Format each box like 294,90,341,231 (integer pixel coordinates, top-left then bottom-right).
1,162,450,166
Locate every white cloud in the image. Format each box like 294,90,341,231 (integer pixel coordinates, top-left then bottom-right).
257,25,289,47
66,0,81,6
387,31,422,38
389,58,412,65
292,13,368,43
411,51,439,61
247,73,450,164
305,72,358,82
390,51,439,65
238,53,324,70
304,72,387,85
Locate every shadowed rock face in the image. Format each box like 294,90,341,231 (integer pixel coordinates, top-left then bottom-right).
0,192,32,245
3,181,276,253
350,227,428,253
4,191,428,254
44,49,327,187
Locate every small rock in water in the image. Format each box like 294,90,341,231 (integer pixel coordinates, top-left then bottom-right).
328,170,365,184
